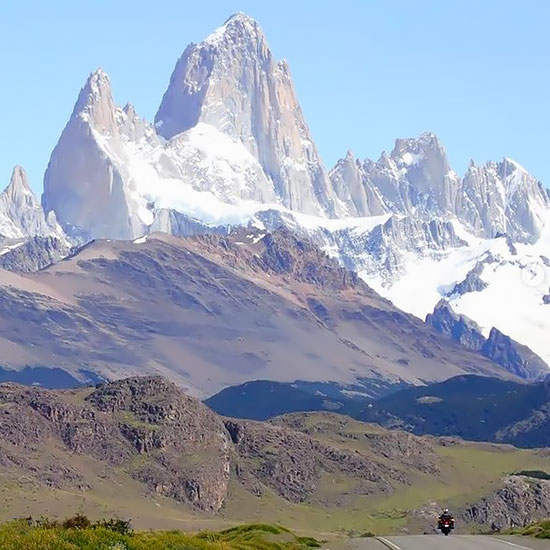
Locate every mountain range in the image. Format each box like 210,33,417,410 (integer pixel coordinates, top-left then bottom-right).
0,12,548,389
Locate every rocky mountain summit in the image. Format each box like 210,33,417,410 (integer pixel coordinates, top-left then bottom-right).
155,13,340,217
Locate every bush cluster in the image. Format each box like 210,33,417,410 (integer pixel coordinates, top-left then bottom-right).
0,517,320,550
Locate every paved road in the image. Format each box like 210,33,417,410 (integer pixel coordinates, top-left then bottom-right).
346,535,550,550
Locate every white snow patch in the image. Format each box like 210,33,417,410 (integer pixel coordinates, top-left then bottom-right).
0,241,24,256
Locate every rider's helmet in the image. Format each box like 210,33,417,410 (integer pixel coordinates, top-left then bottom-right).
443,508,449,514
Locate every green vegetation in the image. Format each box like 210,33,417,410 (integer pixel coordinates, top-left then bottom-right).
0,517,320,550
508,519,550,538
512,470,550,480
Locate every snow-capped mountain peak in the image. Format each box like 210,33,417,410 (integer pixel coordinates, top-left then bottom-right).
4,165,32,200
73,68,119,136
0,166,65,241
155,13,342,217
203,12,263,47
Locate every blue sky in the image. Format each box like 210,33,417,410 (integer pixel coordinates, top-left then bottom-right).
1,0,548,193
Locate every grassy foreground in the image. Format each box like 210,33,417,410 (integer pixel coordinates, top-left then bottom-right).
0,518,321,550
508,519,550,539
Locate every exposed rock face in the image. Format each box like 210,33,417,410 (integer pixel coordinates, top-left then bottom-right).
88,377,232,511
42,69,147,241
275,413,440,476
464,476,550,530
426,301,548,381
0,236,72,272
447,263,489,297
330,133,461,219
0,166,64,242
328,151,388,217
482,328,549,381
426,300,486,351
330,139,550,243
461,159,550,243
155,13,340,217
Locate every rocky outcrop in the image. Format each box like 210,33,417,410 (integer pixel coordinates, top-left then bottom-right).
42,69,148,241
463,475,550,530
329,151,389,217
482,328,549,381
0,236,72,272
426,300,485,351
461,159,550,243
447,263,489,298
426,301,548,381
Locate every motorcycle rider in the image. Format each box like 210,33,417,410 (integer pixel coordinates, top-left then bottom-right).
438,508,455,529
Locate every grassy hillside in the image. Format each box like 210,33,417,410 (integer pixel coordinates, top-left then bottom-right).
508,519,550,538
0,520,320,550
1,379,550,536
4,414,546,536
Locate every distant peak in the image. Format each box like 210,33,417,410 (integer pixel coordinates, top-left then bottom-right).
203,12,263,46
345,150,355,161
71,67,117,132
502,157,527,174
123,102,136,116
391,132,447,165
91,66,108,78
83,67,112,97
6,165,32,196
224,11,257,25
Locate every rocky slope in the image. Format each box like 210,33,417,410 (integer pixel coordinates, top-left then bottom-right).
0,167,69,266
426,300,548,381
0,376,434,513
0,376,547,533
0,230,510,395
464,475,550,531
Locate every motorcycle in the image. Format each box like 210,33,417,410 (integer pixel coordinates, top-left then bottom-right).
438,516,455,536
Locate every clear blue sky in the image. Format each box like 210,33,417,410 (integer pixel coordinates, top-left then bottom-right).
1,0,548,193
